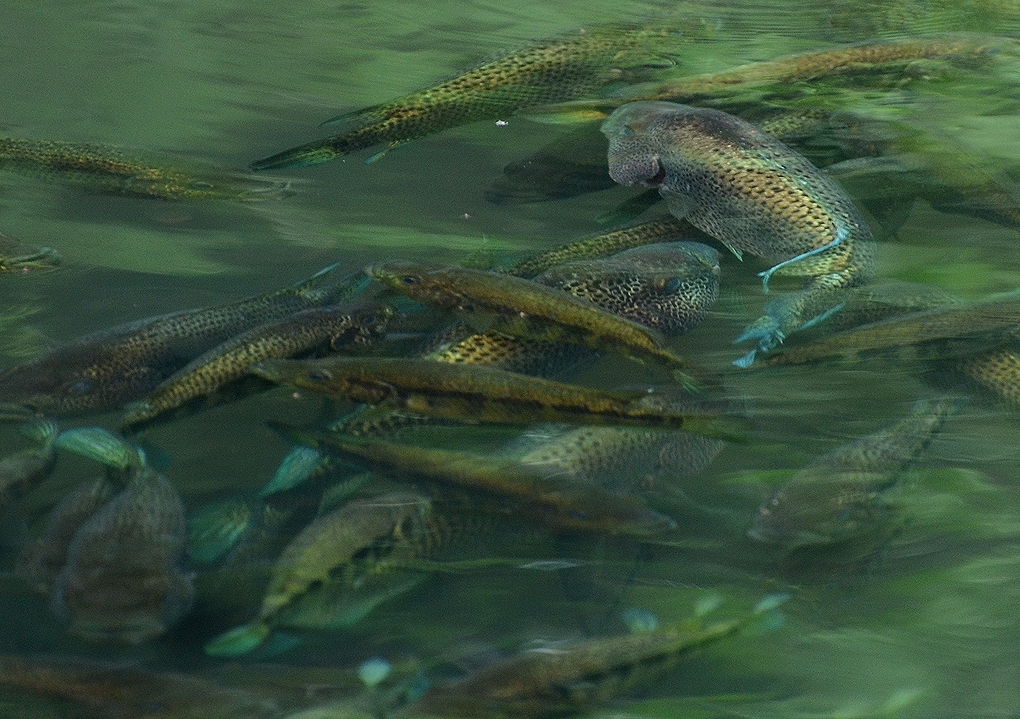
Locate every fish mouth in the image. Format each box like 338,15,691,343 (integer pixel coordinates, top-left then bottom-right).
642,160,666,188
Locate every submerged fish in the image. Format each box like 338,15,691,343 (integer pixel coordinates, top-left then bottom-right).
602,101,876,365
366,261,712,384
275,427,678,538
957,344,1020,407
50,464,194,643
0,136,289,201
251,23,692,170
414,595,785,719
0,263,362,416
748,397,959,549
205,492,435,656
533,241,720,336
121,302,392,433
0,419,59,503
0,232,60,273
251,356,739,440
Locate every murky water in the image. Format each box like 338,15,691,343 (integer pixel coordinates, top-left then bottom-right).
2,1,1020,718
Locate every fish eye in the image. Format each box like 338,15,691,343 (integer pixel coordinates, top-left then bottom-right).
401,275,419,285
67,380,94,395
619,126,635,137
361,315,376,324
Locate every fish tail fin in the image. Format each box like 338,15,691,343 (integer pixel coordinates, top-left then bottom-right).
259,445,329,497
19,418,60,447
204,621,272,657
55,427,143,470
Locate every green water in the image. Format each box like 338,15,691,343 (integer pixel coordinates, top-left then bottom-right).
3,1,1020,718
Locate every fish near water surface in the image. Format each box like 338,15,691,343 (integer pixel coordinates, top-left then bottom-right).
366,261,713,386
0,137,289,201
251,22,694,170
601,100,877,366
0,263,361,416
0,232,60,274
50,464,194,643
121,301,392,433
748,397,960,550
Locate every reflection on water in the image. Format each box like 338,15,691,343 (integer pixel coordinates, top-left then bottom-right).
2,1,1020,718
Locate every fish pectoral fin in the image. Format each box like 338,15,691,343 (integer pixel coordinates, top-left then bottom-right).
204,621,271,657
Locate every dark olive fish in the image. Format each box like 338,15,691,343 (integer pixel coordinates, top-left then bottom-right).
276,426,678,538
366,261,712,384
423,325,586,378
414,597,783,719
602,100,876,365
205,492,434,656
0,136,289,201
252,356,738,440
17,476,117,594
251,23,691,170
762,291,1020,366
121,302,392,433
50,465,193,643
0,232,60,273
749,398,959,549
0,264,361,416
533,241,720,337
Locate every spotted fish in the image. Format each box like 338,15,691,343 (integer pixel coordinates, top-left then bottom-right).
0,137,289,201
121,302,392,433
251,23,693,170
0,263,362,416
748,397,959,549
602,100,877,365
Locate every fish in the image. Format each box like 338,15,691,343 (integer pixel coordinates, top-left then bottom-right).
762,291,1020,366
250,22,693,170
0,419,59,504
16,476,117,594
422,325,588,378
365,261,713,385
957,344,1020,407
601,100,877,365
0,232,60,273
50,464,194,643
204,491,435,656
0,263,363,416
413,594,786,719
532,241,721,337
0,136,290,201
250,356,740,440
748,397,960,549
121,301,392,433
188,496,265,566
273,427,679,538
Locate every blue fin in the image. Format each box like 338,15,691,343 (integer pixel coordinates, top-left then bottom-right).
55,427,142,470
260,445,327,497
757,227,847,293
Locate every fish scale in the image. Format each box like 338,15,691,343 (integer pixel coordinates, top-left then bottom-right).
251,23,693,170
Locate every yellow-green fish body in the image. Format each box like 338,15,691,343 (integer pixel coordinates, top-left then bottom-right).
0,232,60,273
0,263,361,416
366,261,710,383
121,302,391,433
251,23,692,170
957,344,1020,407
602,101,876,363
0,137,289,201
251,356,735,439
749,397,959,548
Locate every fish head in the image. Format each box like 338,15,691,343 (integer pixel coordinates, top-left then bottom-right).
365,260,465,309
602,101,682,187
251,359,343,396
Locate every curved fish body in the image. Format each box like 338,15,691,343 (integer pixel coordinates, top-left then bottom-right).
0,419,59,503
423,325,587,377
251,23,690,170
602,101,876,364
366,261,711,384
204,492,433,656
533,241,720,336
505,217,701,278
121,302,391,433
414,604,770,719
763,291,1020,366
276,427,678,538
0,232,60,273
0,264,361,416
749,398,959,549
0,137,289,201
251,356,738,440
51,466,194,643
957,344,1020,407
